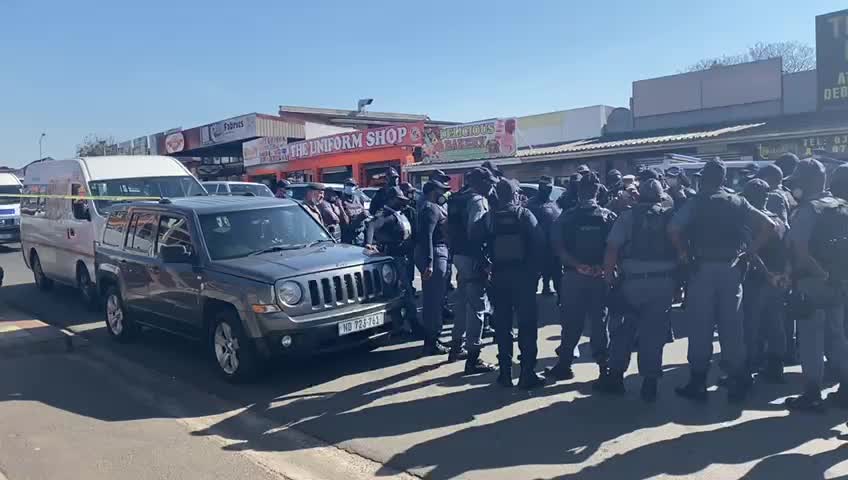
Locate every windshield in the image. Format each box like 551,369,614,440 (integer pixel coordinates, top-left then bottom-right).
199,205,332,260
89,176,206,213
229,183,274,197
0,185,21,196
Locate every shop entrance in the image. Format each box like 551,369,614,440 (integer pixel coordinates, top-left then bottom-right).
320,166,353,184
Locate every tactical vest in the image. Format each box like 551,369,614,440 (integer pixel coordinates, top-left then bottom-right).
626,203,675,262
758,211,788,274
689,191,747,261
374,209,412,245
490,207,526,266
809,196,848,281
447,190,473,256
564,205,610,265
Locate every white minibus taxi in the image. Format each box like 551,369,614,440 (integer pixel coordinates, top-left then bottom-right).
0,173,23,244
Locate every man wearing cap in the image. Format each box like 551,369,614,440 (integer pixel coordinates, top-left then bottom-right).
416,173,452,355
319,188,347,241
665,167,695,209
275,178,291,199
449,167,499,374
528,175,562,296
341,178,367,245
485,177,546,389
547,173,617,382
302,183,326,227
369,168,401,215
365,186,418,332
756,164,794,225
669,158,775,403
557,171,583,212
598,179,677,402
784,158,848,412
775,153,800,182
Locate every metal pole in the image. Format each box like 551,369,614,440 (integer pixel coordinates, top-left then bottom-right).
38,133,46,159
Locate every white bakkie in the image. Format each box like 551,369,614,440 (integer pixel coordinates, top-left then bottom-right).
0,172,22,244
20,155,207,306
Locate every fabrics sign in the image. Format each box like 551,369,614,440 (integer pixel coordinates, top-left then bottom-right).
285,122,424,161
423,118,517,162
243,137,288,167
200,114,258,146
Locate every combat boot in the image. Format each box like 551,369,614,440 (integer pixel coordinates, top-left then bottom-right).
421,338,449,357
464,350,496,375
544,360,575,381
785,386,826,413
759,355,785,384
497,364,513,387
517,365,545,390
675,372,708,403
640,377,658,403
447,347,468,362
593,370,625,395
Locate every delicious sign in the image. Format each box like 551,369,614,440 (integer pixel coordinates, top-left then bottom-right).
243,137,288,167
285,123,424,161
423,118,517,162
817,9,848,110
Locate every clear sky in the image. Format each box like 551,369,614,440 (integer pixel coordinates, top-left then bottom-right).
0,0,844,166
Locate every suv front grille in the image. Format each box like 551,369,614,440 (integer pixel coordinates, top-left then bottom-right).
307,267,384,309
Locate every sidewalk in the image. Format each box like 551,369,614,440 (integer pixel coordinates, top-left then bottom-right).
0,308,76,358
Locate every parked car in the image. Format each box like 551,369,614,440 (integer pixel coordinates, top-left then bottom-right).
287,183,371,211
95,196,403,382
21,155,207,307
0,173,23,244
518,183,566,203
203,181,274,197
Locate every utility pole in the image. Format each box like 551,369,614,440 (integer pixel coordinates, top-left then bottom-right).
38,133,46,159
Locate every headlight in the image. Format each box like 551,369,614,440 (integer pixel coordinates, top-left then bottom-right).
278,281,303,306
381,263,396,285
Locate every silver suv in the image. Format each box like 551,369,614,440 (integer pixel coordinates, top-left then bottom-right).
95,196,402,382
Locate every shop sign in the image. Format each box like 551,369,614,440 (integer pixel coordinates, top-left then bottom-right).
164,131,185,154
200,114,257,146
423,118,517,163
285,122,424,161
243,137,288,167
817,9,848,110
757,132,848,159
131,136,148,155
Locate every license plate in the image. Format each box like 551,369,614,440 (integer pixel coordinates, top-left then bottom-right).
338,312,385,336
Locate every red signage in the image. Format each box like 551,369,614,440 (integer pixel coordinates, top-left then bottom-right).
286,122,424,161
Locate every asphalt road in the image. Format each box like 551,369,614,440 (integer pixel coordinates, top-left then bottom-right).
1,243,847,479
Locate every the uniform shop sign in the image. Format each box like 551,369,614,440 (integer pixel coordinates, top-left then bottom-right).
285,123,424,161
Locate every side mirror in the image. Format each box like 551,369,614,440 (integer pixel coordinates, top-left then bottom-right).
160,244,193,264
72,201,91,221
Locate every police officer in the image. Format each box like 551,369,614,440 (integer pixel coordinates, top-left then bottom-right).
301,183,326,227
668,158,775,403
557,172,582,212
599,179,676,402
275,178,291,198
416,174,452,356
486,178,546,389
665,167,695,209
340,178,368,245
547,173,617,381
319,189,346,241
740,179,790,383
756,165,793,224
785,159,848,412
364,186,418,333
449,167,498,374
527,175,562,296
369,168,401,215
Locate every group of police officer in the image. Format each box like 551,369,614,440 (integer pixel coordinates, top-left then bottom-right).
309,153,848,410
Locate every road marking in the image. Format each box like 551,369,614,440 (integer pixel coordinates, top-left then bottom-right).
67,321,104,334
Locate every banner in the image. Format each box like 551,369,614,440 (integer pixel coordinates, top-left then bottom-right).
817,9,848,110
285,122,424,161
243,137,288,167
423,118,517,163
200,114,257,146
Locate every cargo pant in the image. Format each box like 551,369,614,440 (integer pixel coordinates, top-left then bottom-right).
799,306,848,390
451,255,487,353
490,268,539,369
393,255,418,330
557,270,609,365
608,274,675,379
686,261,747,377
744,281,787,371
416,244,449,341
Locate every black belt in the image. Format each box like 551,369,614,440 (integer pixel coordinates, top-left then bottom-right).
623,271,675,280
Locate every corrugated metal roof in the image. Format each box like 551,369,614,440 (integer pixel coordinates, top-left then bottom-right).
255,116,304,139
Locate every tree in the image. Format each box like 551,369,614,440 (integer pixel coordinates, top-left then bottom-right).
76,134,115,157
684,41,816,74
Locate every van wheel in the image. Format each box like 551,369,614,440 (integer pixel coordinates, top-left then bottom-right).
209,310,263,383
104,286,137,342
77,265,98,310
31,252,53,291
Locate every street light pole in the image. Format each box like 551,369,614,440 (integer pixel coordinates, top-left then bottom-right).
38,133,46,160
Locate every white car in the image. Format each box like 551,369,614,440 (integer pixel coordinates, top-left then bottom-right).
21,155,207,307
0,172,22,244
203,181,274,197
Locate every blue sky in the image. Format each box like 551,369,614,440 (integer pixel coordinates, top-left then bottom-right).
0,0,843,166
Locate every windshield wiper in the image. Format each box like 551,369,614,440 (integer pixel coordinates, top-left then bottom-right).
249,244,299,256
305,239,335,248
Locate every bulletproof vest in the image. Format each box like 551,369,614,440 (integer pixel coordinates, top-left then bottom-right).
758,211,788,274
447,190,473,255
626,203,675,262
809,196,848,281
689,191,747,261
374,209,412,246
490,207,526,266
564,205,611,265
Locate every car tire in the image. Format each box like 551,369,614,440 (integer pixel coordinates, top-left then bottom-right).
104,286,137,342
31,251,54,291
77,265,98,310
208,309,264,383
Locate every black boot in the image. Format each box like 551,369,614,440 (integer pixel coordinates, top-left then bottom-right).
497,364,513,387
759,355,785,384
786,386,826,413
517,365,545,390
727,373,753,404
464,350,496,375
421,338,449,357
675,372,708,403
447,346,468,362
593,370,625,395
544,359,575,381
640,377,658,403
